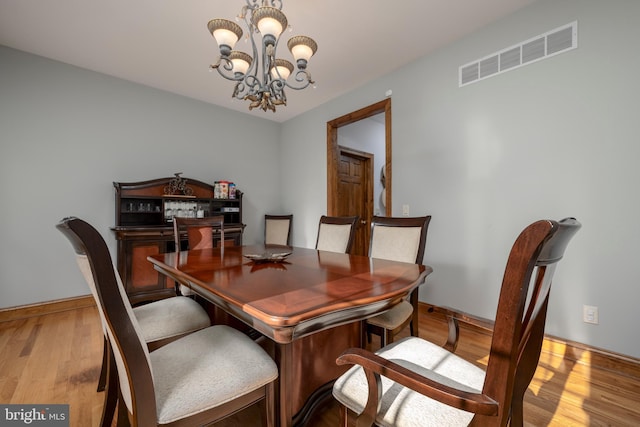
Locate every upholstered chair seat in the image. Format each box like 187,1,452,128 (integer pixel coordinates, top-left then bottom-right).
132,296,211,344
151,325,278,424
333,336,486,427
364,300,414,331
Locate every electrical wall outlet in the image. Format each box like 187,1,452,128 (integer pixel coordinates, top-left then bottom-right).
583,305,599,324
402,204,410,217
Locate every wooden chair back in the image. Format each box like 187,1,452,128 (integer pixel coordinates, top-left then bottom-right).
369,216,431,264
173,215,224,251
482,217,581,425
57,217,157,424
315,215,359,254
265,214,293,246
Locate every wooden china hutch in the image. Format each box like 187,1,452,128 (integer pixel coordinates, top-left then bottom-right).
111,175,244,304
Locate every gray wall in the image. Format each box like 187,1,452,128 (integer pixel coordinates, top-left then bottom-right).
280,0,640,358
2,0,639,359
0,45,282,308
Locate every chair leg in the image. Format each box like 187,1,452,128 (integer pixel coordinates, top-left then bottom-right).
117,388,131,427
97,335,108,392
409,290,419,337
261,382,276,427
409,317,419,337
99,343,118,427
339,403,352,427
509,397,524,427
382,329,394,347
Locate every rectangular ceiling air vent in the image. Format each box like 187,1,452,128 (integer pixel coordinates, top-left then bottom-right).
459,21,577,87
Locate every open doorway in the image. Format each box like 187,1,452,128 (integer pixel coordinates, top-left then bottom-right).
327,98,392,255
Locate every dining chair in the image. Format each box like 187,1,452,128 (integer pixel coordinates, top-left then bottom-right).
173,215,224,296
315,215,359,254
58,217,278,427
173,215,225,251
365,215,432,346
58,218,212,427
265,214,293,246
333,217,581,427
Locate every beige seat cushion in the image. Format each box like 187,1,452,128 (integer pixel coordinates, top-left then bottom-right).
333,336,486,427
152,325,278,424
365,300,413,329
133,296,211,343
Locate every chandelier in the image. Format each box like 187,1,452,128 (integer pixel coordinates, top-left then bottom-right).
208,0,318,113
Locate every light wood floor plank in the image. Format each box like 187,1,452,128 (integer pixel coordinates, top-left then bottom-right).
1,303,639,426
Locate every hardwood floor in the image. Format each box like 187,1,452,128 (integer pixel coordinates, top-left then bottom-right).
0,304,105,425
1,304,639,426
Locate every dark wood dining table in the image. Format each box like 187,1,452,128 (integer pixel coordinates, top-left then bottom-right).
148,244,432,427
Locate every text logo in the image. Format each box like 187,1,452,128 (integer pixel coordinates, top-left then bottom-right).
1,405,69,426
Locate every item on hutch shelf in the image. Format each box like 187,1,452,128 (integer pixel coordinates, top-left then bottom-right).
214,180,236,199
220,181,229,199
214,181,222,199
165,201,174,220
164,200,200,221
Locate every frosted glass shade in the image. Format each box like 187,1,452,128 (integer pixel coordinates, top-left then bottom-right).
208,19,243,56
229,51,252,75
287,35,317,67
252,7,288,39
270,59,294,80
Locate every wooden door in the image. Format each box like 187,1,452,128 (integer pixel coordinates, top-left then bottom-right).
337,147,372,256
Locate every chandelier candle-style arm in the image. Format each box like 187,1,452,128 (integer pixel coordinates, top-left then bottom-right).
207,0,318,112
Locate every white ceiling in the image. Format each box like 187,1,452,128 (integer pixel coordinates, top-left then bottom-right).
0,0,538,123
